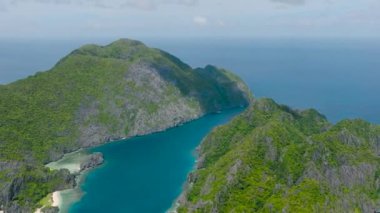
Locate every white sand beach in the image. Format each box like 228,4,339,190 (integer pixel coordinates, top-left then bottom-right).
52,191,62,207
42,150,92,212
33,191,61,213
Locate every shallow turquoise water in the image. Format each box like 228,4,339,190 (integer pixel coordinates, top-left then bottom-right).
68,109,243,213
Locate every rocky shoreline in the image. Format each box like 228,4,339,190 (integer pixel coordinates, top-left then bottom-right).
174,99,380,212
37,152,104,213
33,117,199,213
167,141,209,213
79,153,104,172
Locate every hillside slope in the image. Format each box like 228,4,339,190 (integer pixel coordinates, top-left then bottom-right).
177,99,380,212
0,39,252,212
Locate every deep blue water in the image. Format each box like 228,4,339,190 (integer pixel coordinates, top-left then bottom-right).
1,38,379,123
70,109,243,213
144,38,380,124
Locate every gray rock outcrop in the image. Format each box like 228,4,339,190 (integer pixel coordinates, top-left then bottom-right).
80,153,104,172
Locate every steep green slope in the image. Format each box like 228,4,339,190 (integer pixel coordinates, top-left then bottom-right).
0,39,252,212
177,99,380,213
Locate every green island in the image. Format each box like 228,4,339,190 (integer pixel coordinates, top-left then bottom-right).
1,38,379,213
176,98,380,212
0,39,251,212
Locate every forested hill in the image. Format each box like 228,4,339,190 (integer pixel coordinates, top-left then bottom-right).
178,98,380,212
0,39,252,212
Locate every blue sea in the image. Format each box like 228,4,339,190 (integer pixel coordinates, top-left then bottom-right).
1,38,379,123
0,38,379,212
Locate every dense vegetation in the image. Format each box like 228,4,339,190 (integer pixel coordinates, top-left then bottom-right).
0,39,251,212
178,98,380,212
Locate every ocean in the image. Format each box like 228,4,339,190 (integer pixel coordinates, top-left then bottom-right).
144,38,380,124
1,38,379,212
1,38,379,123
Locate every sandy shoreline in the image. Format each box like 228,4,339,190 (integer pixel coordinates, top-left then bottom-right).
40,150,88,213
45,149,88,173
52,191,62,207
33,191,62,213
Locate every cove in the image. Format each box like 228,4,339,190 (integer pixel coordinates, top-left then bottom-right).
67,108,244,213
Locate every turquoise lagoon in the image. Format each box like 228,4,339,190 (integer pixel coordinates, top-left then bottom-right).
66,109,243,213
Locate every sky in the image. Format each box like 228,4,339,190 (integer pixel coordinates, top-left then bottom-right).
0,0,379,39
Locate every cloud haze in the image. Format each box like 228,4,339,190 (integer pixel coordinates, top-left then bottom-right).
0,0,379,39
193,16,208,26
271,0,305,5
6,0,199,10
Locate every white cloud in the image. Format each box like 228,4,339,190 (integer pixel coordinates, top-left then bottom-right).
193,16,208,26
217,20,225,27
122,0,156,10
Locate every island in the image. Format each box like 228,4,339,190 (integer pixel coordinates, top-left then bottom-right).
176,98,380,212
0,39,252,212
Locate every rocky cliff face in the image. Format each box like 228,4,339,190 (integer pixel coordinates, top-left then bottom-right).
0,166,75,213
0,39,252,212
177,99,380,213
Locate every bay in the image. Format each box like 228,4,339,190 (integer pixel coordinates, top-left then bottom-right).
68,109,243,213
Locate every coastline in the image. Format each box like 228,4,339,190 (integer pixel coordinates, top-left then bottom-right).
167,113,243,213
166,118,242,213
33,191,62,213
41,110,223,211
41,109,241,213
46,149,88,173
167,145,204,213
41,150,103,213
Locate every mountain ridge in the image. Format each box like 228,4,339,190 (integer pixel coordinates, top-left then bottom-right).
0,38,252,212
